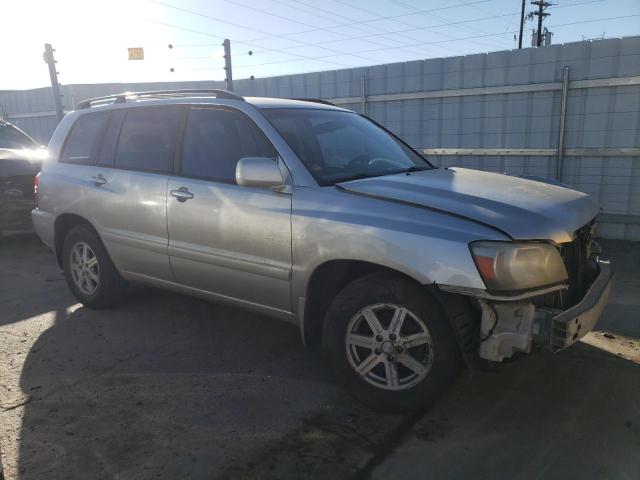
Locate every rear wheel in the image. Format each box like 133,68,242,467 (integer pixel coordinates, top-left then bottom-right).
324,272,462,412
62,225,127,309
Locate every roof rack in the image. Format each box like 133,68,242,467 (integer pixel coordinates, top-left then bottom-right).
290,98,337,106
76,89,244,109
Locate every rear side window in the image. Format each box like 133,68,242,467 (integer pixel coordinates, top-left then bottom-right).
181,108,276,183
115,107,181,173
61,112,110,164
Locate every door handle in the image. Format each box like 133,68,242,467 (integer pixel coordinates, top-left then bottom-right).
90,174,107,186
170,187,194,202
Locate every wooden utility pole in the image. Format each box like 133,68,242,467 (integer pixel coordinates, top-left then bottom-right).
529,1,552,47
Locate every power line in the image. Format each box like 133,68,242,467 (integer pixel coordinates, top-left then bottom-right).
273,0,440,57
384,0,511,51
148,0,378,64
230,0,603,58
165,0,490,48
219,13,640,71
151,0,404,66
223,0,433,62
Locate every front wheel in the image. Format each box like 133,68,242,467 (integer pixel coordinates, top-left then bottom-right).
323,272,462,412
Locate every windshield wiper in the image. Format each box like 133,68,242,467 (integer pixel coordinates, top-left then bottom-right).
401,165,431,174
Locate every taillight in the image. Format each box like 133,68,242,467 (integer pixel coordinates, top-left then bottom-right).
34,172,41,208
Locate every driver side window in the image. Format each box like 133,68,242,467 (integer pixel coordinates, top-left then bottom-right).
181,108,276,183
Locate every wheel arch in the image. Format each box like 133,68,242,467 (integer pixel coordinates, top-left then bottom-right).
54,213,101,268
302,259,424,347
301,259,480,367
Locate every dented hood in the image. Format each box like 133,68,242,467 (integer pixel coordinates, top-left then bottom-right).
337,167,599,243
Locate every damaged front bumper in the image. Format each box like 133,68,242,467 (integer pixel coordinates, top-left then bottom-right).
442,260,613,362
548,260,612,352
479,260,612,361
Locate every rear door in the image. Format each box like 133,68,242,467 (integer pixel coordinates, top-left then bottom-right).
166,106,292,312
80,106,183,281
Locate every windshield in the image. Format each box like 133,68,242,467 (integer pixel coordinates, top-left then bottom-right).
261,108,432,185
0,123,38,149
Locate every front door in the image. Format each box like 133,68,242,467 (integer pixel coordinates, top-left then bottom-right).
166,106,292,312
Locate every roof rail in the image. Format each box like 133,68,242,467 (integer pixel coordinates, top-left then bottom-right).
76,89,244,109
290,98,337,106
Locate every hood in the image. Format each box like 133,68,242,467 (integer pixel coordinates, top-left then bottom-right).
337,167,599,243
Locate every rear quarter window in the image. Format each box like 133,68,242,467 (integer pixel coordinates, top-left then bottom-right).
60,112,110,164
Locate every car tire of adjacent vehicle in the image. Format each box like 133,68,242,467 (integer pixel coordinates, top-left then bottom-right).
62,225,128,309
323,272,463,412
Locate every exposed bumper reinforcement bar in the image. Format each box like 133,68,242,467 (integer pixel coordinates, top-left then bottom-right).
549,261,613,352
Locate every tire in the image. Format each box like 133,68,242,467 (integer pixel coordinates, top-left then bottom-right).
323,272,463,412
62,225,127,309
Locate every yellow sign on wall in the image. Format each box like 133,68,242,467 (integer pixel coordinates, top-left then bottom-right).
128,48,144,60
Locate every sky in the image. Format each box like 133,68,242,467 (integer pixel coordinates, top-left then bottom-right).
1,0,639,90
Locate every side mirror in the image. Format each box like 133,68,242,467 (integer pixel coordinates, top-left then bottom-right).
235,157,284,189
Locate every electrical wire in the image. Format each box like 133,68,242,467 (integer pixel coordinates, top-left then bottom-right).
164,0,491,48
271,0,440,57
198,13,640,71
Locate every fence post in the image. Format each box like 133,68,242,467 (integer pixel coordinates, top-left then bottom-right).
361,75,367,115
556,66,570,180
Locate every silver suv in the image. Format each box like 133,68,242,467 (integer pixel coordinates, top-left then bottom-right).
32,90,612,411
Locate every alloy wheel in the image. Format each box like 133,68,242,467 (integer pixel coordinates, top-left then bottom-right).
345,303,434,391
69,241,100,295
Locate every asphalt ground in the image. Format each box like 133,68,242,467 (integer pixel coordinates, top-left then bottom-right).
0,235,638,479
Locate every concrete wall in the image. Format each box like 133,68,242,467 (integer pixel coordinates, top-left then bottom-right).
1,36,639,239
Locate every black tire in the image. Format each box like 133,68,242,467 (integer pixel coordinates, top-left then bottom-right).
323,272,463,412
62,225,127,309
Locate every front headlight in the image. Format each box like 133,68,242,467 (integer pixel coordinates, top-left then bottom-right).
470,241,568,292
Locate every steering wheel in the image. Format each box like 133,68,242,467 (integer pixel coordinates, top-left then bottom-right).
347,154,374,168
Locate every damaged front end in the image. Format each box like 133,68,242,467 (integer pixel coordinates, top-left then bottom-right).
477,259,612,361
444,221,613,362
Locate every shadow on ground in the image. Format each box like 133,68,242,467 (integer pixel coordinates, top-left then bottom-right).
2,237,639,479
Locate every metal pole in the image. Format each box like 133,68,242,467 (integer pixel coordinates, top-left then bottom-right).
518,0,526,49
43,43,64,121
222,39,233,92
361,75,367,115
536,2,543,47
556,66,570,181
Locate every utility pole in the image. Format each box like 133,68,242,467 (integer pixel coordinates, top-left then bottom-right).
222,39,233,92
528,1,552,47
42,43,64,122
518,0,526,49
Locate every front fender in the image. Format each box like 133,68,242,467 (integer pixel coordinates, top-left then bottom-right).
290,186,508,312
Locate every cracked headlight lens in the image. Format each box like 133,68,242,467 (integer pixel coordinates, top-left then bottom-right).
470,241,568,292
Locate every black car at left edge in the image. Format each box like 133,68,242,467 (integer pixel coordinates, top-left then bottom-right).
0,120,44,236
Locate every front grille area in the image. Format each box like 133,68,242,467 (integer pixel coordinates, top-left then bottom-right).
560,219,596,307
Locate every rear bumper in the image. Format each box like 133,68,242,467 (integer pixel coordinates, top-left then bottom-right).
31,208,56,250
549,260,613,352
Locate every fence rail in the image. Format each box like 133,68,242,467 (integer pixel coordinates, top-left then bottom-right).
2,36,639,239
